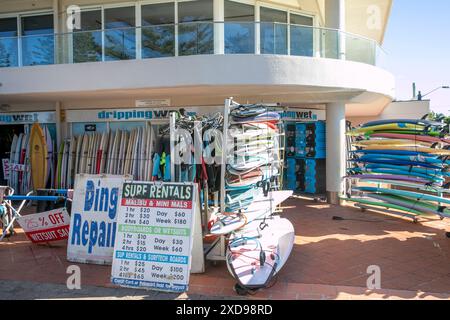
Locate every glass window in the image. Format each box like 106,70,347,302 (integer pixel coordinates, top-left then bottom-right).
142,3,175,58
21,14,54,66
104,6,136,61
260,7,287,55
73,10,102,63
0,17,18,67
178,0,214,56
224,0,254,54
290,13,313,57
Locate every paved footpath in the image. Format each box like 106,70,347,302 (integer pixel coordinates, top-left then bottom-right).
0,280,241,300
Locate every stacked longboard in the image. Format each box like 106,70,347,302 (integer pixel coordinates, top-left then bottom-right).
55,127,155,189
209,104,294,292
7,124,54,194
344,118,450,220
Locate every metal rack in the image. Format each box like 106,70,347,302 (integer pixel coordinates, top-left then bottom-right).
206,98,286,261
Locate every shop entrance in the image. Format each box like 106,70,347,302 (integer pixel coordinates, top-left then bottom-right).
0,124,25,185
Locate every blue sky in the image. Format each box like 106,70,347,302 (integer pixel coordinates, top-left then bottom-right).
382,0,450,114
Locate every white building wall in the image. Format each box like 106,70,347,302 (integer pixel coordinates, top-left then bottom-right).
347,100,431,126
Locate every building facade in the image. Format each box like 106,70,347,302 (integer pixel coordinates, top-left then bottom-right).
0,0,395,203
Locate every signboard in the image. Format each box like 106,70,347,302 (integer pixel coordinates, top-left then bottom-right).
64,107,226,123
17,208,70,243
0,112,56,124
280,108,326,121
2,159,9,180
111,182,197,293
136,99,171,108
67,174,131,265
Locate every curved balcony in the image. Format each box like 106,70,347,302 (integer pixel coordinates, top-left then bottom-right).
0,22,385,68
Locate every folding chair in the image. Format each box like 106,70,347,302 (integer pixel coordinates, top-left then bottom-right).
0,186,32,241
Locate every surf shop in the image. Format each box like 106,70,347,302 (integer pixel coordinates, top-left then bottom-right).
0,111,57,193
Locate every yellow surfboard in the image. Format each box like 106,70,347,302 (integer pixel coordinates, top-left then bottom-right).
30,123,48,190
354,139,431,148
350,123,426,135
359,145,450,155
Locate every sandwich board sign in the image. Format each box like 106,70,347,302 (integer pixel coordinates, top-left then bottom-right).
17,208,70,243
111,182,200,293
67,174,131,265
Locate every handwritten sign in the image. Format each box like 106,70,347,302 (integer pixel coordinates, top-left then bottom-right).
17,208,70,243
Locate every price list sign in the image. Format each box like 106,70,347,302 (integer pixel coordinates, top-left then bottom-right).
111,182,197,293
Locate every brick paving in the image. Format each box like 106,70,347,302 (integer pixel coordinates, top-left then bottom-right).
0,198,449,300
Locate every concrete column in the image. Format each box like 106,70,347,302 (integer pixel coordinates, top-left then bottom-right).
55,101,62,148
214,0,225,54
53,0,60,64
326,102,346,205
325,0,346,60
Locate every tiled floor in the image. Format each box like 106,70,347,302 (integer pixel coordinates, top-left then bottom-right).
1,197,449,300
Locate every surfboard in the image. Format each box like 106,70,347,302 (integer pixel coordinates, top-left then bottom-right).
351,167,444,183
357,145,450,155
8,135,18,191
361,119,445,128
17,134,28,194
345,174,432,185
363,163,445,178
341,196,424,216
354,153,448,165
210,191,293,235
355,186,450,205
370,133,450,145
79,134,89,174
350,158,443,170
354,139,432,147
226,216,295,290
369,193,450,218
232,111,281,124
12,133,24,192
29,124,48,191
351,123,427,134
360,179,450,194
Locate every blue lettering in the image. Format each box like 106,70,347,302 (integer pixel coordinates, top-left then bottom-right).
70,213,82,245
88,221,98,254
98,111,106,119
82,221,89,246
109,188,118,219
84,180,94,211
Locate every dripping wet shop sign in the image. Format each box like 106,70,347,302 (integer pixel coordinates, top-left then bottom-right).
67,174,131,265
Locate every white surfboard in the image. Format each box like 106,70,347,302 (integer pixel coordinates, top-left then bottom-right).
226,216,295,289
210,190,293,235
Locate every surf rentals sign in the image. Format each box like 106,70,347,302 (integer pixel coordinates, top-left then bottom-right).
67,174,131,265
17,208,70,243
111,182,197,293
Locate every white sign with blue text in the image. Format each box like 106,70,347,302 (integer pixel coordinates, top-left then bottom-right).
67,174,132,265
111,182,198,293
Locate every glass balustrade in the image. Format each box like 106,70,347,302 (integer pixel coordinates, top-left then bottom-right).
0,22,384,68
